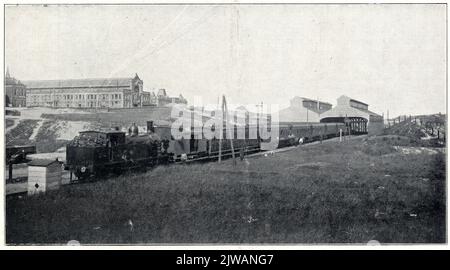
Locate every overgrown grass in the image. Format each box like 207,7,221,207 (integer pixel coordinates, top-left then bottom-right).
33,120,69,153
384,119,445,147
6,138,446,244
41,107,171,127
6,119,69,152
5,120,39,146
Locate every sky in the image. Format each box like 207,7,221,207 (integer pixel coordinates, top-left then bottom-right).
5,4,447,117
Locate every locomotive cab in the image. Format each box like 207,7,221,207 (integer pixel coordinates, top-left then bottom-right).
67,130,105,180
66,129,162,181
107,131,126,146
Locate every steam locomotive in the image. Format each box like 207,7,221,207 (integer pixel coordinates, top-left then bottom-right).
66,120,348,180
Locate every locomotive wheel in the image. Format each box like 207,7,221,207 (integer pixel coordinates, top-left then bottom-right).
137,164,147,173
74,171,89,181
94,169,106,179
111,166,123,176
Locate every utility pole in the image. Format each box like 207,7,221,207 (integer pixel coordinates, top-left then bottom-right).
256,102,263,142
317,97,320,119
387,110,389,127
225,96,236,165
218,94,222,163
218,95,236,164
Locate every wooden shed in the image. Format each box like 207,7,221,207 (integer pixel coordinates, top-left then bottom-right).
27,159,62,195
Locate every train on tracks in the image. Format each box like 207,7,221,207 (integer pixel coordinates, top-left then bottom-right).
66,120,351,180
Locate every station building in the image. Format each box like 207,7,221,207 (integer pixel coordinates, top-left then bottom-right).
319,95,384,135
278,96,333,122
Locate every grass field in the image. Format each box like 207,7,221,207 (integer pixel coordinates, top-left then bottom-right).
6,136,446,244
5,119,40,146
41,106,172,127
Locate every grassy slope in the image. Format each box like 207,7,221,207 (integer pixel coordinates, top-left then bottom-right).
6,119,71,152
6,119,15,128
32,121,66,153
6,137,446,244
41,107,171,127
5,120,40,146
384,116,446,146
6,107,172,152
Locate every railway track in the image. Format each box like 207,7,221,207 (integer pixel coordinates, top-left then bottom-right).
6,134,365,194
175,134,365,164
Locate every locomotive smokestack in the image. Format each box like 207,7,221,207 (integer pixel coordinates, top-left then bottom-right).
147,121,155,133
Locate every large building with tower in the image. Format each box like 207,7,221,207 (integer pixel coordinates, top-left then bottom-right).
23,74,150,108
22,74,188,109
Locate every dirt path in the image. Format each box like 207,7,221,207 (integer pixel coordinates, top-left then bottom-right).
29,120,44,140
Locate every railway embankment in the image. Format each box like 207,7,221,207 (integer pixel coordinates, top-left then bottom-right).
5,107,172,152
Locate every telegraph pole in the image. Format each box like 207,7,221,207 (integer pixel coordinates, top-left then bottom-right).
218,95,236,164
218,95,222,163
224,95,236,165
387,110,389,127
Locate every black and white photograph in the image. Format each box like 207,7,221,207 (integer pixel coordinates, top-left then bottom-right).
2,2,447,246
